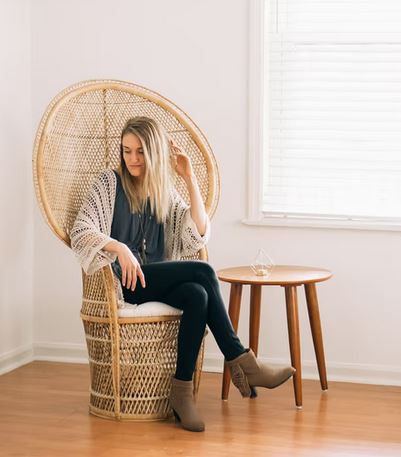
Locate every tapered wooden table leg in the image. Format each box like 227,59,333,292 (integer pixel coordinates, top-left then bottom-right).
305,283,328,391
285,285,302,408
249,285,262,356
221,283,243,400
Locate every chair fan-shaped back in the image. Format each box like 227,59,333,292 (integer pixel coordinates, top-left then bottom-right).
33,79,219,246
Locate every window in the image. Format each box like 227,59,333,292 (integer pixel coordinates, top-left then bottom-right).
245,0,401,231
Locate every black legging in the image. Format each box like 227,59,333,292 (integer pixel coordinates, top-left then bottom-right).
121,260,246,381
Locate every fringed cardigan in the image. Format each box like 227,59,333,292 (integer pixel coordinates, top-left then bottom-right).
70,169,211,278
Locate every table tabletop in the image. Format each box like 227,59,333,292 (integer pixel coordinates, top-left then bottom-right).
216,265,332,285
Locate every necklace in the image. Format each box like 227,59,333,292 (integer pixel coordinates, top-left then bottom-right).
138,202,151,264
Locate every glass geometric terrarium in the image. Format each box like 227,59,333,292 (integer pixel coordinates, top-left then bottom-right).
250,248,275,277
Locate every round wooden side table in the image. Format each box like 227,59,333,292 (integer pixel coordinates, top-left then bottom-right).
216,265,333,408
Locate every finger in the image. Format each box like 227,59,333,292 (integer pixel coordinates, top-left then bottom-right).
131,266,137,291
126,268,132,289
137,266,146,288
131,273,137,292
131,272,136,291
122,266,127,287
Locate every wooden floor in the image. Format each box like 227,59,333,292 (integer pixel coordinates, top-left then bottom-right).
0,362,400,457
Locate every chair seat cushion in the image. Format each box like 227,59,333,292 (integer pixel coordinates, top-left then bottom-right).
117,301,183,318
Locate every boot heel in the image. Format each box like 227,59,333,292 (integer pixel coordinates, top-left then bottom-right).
250,386,258,398
173,409,181,423
230,363,251,398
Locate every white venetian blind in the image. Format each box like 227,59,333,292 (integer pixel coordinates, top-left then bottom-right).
263,0,401,220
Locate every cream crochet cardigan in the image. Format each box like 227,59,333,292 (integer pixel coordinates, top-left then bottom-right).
70,169,211,278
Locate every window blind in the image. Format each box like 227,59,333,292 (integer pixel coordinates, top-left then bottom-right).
263,0,401,220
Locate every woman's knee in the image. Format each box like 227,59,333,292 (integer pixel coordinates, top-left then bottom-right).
179,282,208,313
193,261,218,284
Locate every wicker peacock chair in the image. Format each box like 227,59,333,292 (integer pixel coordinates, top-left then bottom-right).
32,79,220,421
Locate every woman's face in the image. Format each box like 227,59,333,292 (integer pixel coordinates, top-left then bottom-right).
122,133,145,179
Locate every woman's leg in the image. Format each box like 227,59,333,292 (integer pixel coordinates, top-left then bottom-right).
121,260,295,404
163,282,208,381
121,260,247,379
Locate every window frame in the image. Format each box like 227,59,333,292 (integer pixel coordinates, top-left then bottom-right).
244,0,401,232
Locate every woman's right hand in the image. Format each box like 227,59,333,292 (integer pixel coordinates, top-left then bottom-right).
105,241,146,290
116,242,146,291
103,240,146,290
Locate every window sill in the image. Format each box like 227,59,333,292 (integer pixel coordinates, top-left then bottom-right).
242,215,401,232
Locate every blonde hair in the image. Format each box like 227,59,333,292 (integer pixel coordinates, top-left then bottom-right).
118,116,174,224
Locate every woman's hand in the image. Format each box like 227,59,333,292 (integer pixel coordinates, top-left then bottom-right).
116,242,146,291
169,139,194,181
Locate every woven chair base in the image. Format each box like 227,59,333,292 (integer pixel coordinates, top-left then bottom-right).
82,314,205,421
88,404,175,422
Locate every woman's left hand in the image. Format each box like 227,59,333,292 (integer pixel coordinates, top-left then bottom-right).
170,140,194,180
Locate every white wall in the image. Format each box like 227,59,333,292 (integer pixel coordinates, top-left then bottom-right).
0,0,34,373
25,0,401,385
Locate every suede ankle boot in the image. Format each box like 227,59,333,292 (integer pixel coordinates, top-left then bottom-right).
169,377,205,432
225,348,296,398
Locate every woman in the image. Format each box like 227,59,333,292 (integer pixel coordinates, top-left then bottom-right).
70,116,295,433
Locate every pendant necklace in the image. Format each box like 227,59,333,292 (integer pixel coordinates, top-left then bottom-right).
138,202,151,264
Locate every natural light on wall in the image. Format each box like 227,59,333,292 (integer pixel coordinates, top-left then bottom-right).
261,0,401,226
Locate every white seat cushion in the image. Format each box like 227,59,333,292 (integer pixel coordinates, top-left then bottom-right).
117,301,183,318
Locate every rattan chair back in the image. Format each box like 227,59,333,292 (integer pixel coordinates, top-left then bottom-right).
33,79,219,246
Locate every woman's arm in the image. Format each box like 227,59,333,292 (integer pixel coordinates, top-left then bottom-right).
170,141,208,236
70,169,118,275
183,173,208,236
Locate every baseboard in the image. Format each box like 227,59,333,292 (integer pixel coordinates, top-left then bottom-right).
202,353,401,387
2,343,400,387
33,342,88,364
0,344,34,375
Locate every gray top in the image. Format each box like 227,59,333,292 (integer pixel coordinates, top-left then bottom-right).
110,170,166,280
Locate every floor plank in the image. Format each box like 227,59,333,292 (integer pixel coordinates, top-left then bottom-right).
0,361,400,456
